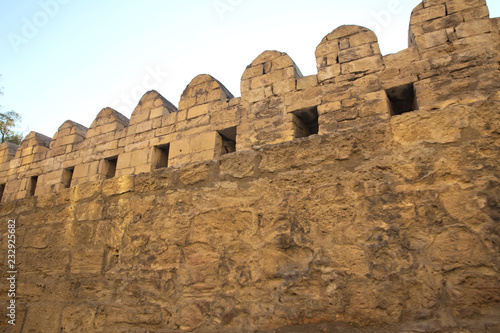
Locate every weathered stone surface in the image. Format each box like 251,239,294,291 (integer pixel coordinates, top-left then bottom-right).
102,174,135,196
130,90,177,125
2,96,499,331
316,25,383,84
0,1,499,332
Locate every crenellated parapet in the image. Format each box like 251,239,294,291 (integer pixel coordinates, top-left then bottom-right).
0,0,498,203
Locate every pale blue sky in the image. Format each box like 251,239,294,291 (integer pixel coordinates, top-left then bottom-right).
1,0,499,139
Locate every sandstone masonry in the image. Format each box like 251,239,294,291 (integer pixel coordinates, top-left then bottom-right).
0,0,499,332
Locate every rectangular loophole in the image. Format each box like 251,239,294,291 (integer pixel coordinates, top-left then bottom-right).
29,176,38,196
386,83,417,116
62,167,74,188
293,107,319,138
0,184,5,202
153,144,170,169
218,127,237,156
104,156,118,179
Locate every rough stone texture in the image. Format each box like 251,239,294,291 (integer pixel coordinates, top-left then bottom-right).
1,97,499,332
0,0,499,332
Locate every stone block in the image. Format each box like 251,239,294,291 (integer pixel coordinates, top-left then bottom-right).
100,123,121,134
318,64,341,82
181,125,211,137
250,70,285,89
423,0,445,6
126,140,150,151
21,155,34,166
58,127,71,137
52,146,66,157
42,170,62,184
411,4,446,25
141,99,156,111
325,25,365,40
286,97,319,113
113,166,130,177
452,33,495,50
339,38,350,50
446,0,487,14
362,90,387,101
15,190,28,200
348,31,378,48
316,56,327,68
61,134,78,146
358,99,391,118
391,107,466,144
273,79,296,95
315,41,340,58
150,106,166,119
244,87,265,103
300,86,323,103
161,113,177,127
401,60,432,77
210,106,239,125
169,138,190,159
73,164,89,179
176,114,210,132
180,161,213,185
151,117,162,130
132,164,150,174
177,110,188,122
421,12,464,34
242,64,264,80
219,150,259,179
382,75,419,91
338,43,376,63
187,103,210,119
207,88,226,102
191,74,214,86
240,79,251,93
318,101,342,114
33,152,47,162
86,127,101,138
456,19,492,38
415,29,449,49
170,154,191,166
342,56,383,75
135,120,153,134
383,47,420,69
297,75,318,90
462,5,490,21
272,56,293,71
190,132,216,153
130,149,149,167
251,51,282,66
191,150,216,164
229,97,241,107
195,92,210,105
353,73,382,93
21,146,33,157
179,97,196,111
334,108,359,122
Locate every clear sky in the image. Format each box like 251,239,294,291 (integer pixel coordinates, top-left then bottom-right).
1,0,499,139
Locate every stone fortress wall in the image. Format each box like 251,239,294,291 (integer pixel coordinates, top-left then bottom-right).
0,0,499,332
0,0,497,202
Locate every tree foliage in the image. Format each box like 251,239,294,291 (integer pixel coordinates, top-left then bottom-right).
0,111,23,145
0,76,23,145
